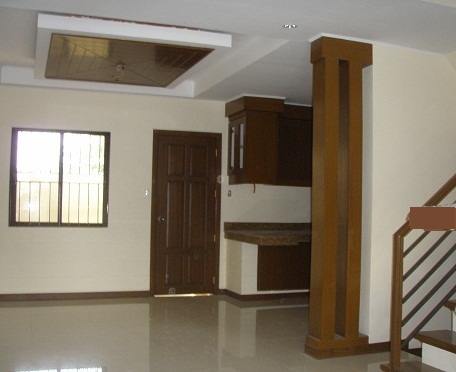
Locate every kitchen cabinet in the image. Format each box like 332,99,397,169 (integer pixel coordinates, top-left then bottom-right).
277,104,312,187
226,96,283,185
224,222,312,296
225,96,312,186
257,242,311,291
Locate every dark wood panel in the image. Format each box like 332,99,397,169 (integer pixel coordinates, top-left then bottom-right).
167,144,185,176
152,131,220,295
189,144,209,177
187,252,206,285
166,180,185,248
166,253,184,286
244,111,278,184
257,243,311,291
277,116,312,186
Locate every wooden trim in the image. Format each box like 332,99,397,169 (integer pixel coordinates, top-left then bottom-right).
305,335,389,359
0,291,150,301
220,289,309,302
415,330,456,354
445,299,456,311
281,104,312,121
311,36,372,66
225,96,284,118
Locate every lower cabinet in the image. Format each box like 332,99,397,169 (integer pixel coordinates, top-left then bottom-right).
257,242,311,291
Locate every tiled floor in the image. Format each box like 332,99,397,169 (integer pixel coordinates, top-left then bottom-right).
0,295,418,372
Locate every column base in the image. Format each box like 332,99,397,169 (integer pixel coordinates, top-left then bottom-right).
305,333,372,359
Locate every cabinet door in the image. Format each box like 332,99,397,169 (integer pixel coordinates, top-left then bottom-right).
277,118,312,186
227,111,278,185
257,243,311,290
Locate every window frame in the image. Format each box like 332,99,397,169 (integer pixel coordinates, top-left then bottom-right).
9,128,110,227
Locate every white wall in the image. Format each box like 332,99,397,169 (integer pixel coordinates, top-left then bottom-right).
361,44,456,342
0,85,310,294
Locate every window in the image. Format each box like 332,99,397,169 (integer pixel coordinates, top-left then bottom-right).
9,128,110,227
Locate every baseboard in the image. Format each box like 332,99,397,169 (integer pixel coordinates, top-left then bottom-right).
0,291,150,301
220,288,309,302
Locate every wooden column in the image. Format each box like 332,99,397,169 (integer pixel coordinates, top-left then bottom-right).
305,37,372,358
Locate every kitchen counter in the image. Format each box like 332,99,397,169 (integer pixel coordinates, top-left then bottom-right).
224,222,311,246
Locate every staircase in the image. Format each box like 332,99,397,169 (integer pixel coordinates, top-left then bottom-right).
414,300,456,371
381,173,456,371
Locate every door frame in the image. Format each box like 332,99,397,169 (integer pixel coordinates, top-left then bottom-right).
150,129,222,296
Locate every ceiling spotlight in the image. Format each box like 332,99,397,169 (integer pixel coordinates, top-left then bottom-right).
283,24,297,29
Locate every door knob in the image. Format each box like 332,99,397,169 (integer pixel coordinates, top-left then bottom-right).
158,216,165,222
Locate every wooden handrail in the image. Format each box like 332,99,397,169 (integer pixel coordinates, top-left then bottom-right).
388,172,456,371
423,173,456,206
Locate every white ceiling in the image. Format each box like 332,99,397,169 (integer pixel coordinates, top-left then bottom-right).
1,0,456,105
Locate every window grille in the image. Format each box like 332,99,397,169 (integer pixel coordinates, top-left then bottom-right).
9,128,110,227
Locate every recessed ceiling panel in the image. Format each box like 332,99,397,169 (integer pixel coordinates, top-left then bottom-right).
45,34,213,87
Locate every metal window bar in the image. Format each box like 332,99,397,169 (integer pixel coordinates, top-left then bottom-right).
403,231,453,281
403,242,456,303
402,263,456,326
403,231,430,258
58,132,64,225
401,283,456,348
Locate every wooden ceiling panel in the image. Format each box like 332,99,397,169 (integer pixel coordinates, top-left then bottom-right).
45,34,213,87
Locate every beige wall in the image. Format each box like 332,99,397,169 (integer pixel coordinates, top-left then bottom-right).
0,85,310,294
4,38,456,345
360,44,456,342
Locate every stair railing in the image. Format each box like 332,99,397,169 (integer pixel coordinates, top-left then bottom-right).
388,172,456,371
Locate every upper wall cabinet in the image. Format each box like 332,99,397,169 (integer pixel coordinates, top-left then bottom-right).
226,96,283,185
225,96,312,187
277,104,312,187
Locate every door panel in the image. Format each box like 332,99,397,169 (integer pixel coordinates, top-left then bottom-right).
152,131,220,295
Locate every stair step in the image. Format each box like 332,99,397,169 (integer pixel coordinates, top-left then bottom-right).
416,330,456,354
445,300,456,312
380,360,444,371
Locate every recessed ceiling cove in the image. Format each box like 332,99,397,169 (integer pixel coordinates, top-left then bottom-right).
32,13,232,95
46,34,213,87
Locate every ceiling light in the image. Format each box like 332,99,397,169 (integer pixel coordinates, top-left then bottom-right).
283,24,297,29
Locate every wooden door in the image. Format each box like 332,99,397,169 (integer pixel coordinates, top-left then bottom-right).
151,130,221,295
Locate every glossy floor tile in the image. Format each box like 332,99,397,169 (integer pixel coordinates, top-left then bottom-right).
0,295,417,372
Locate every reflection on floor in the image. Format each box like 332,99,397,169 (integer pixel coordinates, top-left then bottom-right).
0,295,418,372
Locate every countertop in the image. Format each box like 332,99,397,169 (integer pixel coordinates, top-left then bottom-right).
224,222,311,246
